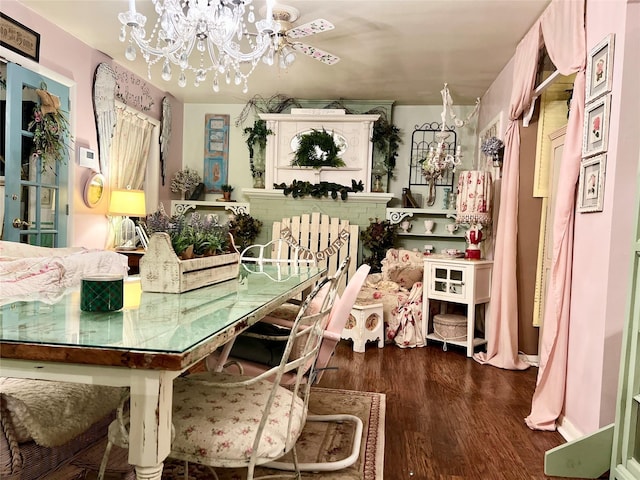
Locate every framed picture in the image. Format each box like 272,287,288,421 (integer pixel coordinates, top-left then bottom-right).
585,34,615,104
578,154,606,213
203,114,229,193
0,13,40,62
582,94,610,158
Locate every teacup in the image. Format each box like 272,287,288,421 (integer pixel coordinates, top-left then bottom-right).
445,223,459,234
424,220,435,234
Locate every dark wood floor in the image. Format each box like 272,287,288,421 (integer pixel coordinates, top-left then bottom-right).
317,341,588,480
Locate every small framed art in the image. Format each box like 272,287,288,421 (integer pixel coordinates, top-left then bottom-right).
585,34,614,104
585,33,615,104
582,94,610,158
578,154,606,213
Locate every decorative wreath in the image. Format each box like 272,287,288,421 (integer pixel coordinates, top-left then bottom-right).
291,128,346,169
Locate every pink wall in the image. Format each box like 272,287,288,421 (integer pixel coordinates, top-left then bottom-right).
568,0,639,434
477,0,639,437
2,1,183,248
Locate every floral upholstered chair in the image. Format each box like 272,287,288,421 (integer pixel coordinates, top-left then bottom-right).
356,248,425,348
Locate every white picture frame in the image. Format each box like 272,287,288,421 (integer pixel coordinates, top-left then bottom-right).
582,94,611,158
578,154,606,213
585,34,615,105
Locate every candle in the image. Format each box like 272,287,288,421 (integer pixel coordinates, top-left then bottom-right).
129,0,136,14
266,0,274,20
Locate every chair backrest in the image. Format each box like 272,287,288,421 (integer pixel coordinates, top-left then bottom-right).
312,263,371,383
249,263,343,456
223,257,351,383
272,212,359,291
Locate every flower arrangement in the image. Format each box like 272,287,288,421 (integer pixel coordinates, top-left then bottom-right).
28,97,71,170
361,218,398,272
291,128,346,169
143,207,230,259
171,167,202,198
481,136,505,158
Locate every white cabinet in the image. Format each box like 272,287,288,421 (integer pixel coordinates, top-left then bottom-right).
422,257,493,357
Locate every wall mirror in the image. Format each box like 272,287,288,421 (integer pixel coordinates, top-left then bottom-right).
83,172,105,208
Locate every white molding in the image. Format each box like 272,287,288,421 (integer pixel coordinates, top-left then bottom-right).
556,414,585,442
518,353,540,367
242,189,394,204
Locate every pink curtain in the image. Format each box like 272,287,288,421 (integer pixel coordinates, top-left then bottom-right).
526,0,586,431
475,1,586,398
473,25,541,371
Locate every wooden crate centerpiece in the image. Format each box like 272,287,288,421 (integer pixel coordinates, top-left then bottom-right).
140,232,240,293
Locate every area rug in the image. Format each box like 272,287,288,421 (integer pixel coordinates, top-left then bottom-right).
77,387,384,480
161,387,385,480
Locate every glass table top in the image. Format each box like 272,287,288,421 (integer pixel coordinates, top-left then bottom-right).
0,265,323,355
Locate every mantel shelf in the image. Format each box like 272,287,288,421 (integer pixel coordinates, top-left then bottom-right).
277,166,362,172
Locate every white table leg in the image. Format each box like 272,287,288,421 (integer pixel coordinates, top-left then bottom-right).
128,371,177,480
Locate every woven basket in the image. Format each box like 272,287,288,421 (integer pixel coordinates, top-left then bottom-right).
433,314,467,342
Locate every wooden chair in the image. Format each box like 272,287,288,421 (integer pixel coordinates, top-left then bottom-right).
272,212,359,291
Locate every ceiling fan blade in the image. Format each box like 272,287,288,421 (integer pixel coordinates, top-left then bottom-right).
286,19,335,39
290,42,340,65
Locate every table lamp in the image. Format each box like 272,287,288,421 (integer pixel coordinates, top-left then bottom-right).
455,170,492,260
109,188,146,250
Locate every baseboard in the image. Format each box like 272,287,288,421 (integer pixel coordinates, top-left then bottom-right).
556,414,584,442
518,353,540,367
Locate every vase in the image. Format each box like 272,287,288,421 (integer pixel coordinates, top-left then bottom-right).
253,146,266,189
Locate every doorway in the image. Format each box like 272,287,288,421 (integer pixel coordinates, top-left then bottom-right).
1,61,69,246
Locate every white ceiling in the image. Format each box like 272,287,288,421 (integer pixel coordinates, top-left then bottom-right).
18,0,550,105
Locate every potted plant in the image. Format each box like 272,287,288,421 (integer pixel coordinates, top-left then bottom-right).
243,119,273,188
371,118,403,180
228,213,263,252
481,136,505,167
221,184,234,201
291,128,346,169
140,207,239,293
361,218,398,273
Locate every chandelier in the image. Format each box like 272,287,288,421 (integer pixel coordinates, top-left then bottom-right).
118,0,280,93
421,83,480,206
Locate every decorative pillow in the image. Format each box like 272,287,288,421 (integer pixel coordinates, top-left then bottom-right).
381,249,424,289
384,264,423,289
0,377,124,447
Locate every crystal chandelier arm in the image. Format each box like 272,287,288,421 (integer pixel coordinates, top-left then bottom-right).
119,0,281,93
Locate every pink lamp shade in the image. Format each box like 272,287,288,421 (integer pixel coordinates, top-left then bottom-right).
455,170,493,226
455,170,493,259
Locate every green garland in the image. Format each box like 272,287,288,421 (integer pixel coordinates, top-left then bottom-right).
291,128,346,169
274,180,364,200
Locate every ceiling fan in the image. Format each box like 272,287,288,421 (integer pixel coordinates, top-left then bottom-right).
262,4,341,69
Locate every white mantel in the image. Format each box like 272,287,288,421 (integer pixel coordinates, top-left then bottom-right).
259,110,380,192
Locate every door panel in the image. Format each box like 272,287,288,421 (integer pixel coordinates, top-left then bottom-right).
2,62,69,246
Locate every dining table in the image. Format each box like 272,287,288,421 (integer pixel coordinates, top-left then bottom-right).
0,263,325,480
